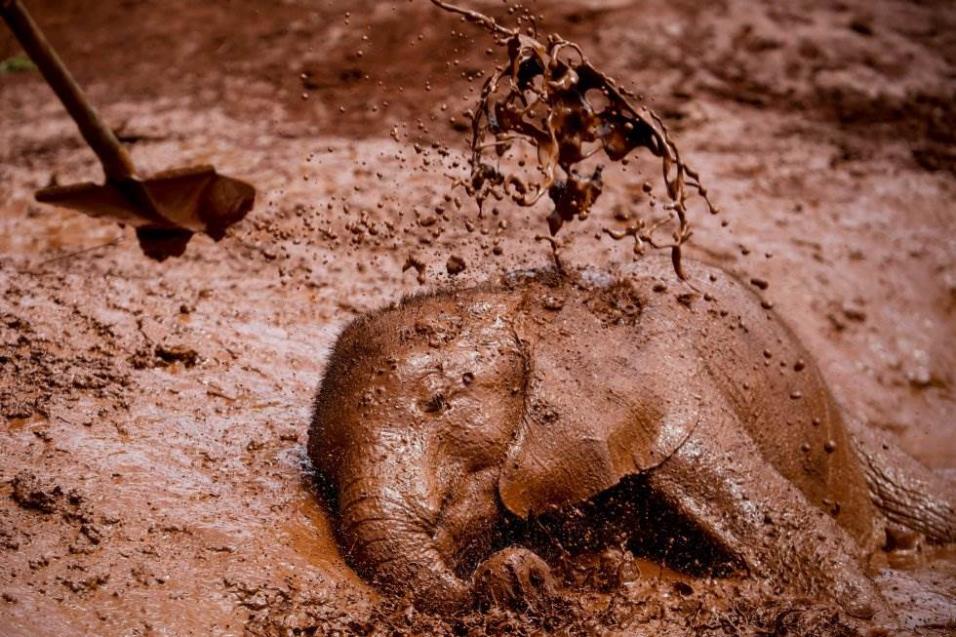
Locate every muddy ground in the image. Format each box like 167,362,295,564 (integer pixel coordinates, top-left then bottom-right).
1,0,954,635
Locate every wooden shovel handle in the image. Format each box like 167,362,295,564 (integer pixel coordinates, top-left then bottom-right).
1,0,137,182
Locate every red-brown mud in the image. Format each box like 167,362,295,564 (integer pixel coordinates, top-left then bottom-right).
1,1,955,635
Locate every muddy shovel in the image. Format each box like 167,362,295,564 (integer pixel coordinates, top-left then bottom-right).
1,0,255,261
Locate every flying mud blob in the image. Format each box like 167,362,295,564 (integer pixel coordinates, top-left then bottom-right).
431,0,716,277
309,257,955,620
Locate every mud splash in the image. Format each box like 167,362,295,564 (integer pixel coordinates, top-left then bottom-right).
431,0,717,277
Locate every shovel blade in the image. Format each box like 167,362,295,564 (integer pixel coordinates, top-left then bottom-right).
36,165,255,239
141,165,255,239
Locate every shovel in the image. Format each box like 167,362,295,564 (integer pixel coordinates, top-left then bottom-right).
1,0,255,261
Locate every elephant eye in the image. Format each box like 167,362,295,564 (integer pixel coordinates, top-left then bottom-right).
421,393,448,414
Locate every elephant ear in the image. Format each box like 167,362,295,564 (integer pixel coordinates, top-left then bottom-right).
497,301,700,520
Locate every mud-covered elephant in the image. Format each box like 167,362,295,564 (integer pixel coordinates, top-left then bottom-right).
308,256,955,619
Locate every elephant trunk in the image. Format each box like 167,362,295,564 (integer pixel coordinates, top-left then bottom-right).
851,426,956,544
336,461,473,613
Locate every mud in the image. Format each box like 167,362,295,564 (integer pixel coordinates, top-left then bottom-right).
1,0,955,635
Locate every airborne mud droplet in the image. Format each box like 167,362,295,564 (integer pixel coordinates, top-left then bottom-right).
446,254,467,275
430,0,717,278
403,254,428,284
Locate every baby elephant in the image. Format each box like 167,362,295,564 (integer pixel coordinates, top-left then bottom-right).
308,257,955,619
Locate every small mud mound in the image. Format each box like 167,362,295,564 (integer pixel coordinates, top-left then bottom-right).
0,311,129,420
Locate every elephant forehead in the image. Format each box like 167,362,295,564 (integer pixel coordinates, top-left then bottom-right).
379,305,525,427
397,315,519,383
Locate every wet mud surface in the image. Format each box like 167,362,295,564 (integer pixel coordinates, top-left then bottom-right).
1,0,955,635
